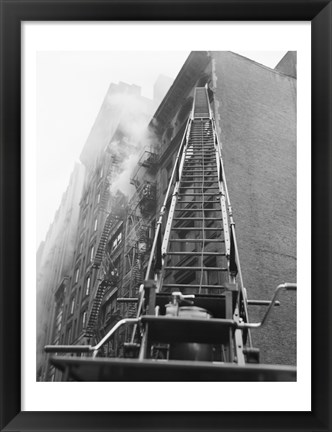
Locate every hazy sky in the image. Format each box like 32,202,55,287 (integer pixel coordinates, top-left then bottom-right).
36,51,286,247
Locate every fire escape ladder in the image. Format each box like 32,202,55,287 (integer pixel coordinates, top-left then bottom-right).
85,280,110,339
86,207,116,339
93,213,114,269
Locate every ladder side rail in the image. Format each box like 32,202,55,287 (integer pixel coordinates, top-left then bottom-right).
156,121,192,292
205,84,213,119
129,118,192,343
211,117,253,347
144,116,191,282
215,154,231,257
191,89,198,120
160,120,192,257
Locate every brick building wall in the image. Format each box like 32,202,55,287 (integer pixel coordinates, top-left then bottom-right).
275,51,297,78
211,52,296,365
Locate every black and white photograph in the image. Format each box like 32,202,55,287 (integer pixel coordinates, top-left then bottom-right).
2,3,332,428
36,49,297,383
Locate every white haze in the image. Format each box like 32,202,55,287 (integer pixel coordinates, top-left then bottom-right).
104,92,160,197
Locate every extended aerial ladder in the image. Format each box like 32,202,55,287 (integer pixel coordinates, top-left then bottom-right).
45,87,296,381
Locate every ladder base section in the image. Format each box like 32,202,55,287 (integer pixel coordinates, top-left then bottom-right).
140,316,235,344
50,357,296,382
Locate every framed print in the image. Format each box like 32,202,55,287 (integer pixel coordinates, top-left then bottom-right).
1,1,331,431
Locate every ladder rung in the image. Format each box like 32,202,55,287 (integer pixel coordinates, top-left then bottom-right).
162,284,227,290
182,169,216,173
178,193,219,196
181,175,218,178
185,153,215,156
187,142,214,145
183,163,215,167
174,209,222,213
169,238,225,243
188,145,214,148
178,190,219,193
185,160,215,163
183,165,217,168
176,201,219,204
185,157,215,159
184,160,216,164
164,266,228,271
182,171,217,174
171,227,223,231
180,177,218,181
189,137,213,139
183,163,217,167
181,173,219,179
185,151,215,154
179,185,218,188
180,179,218,181
166,251,226,256
173,217,221,221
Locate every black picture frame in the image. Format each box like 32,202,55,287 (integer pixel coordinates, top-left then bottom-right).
1,1,331,431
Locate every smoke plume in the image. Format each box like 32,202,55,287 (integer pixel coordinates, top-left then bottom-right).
105,93,159,197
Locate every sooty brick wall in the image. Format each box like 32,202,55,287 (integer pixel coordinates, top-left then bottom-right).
211,52,296,365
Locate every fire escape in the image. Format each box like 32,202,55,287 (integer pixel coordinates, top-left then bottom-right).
118,151,157,323
84,154,125,342
46,87,296,381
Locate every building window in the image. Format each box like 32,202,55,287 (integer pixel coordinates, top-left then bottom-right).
85,276,91,296
82,311,87,329
77,286,81,305
70,298,75,315
111,232,123,252
97,193,101,204
90,245,95,262
94,218,98,231
66,326,72,344
75,267,80,283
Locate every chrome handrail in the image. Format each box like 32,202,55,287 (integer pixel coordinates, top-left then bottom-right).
239,283,297,329
45,318,139,358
